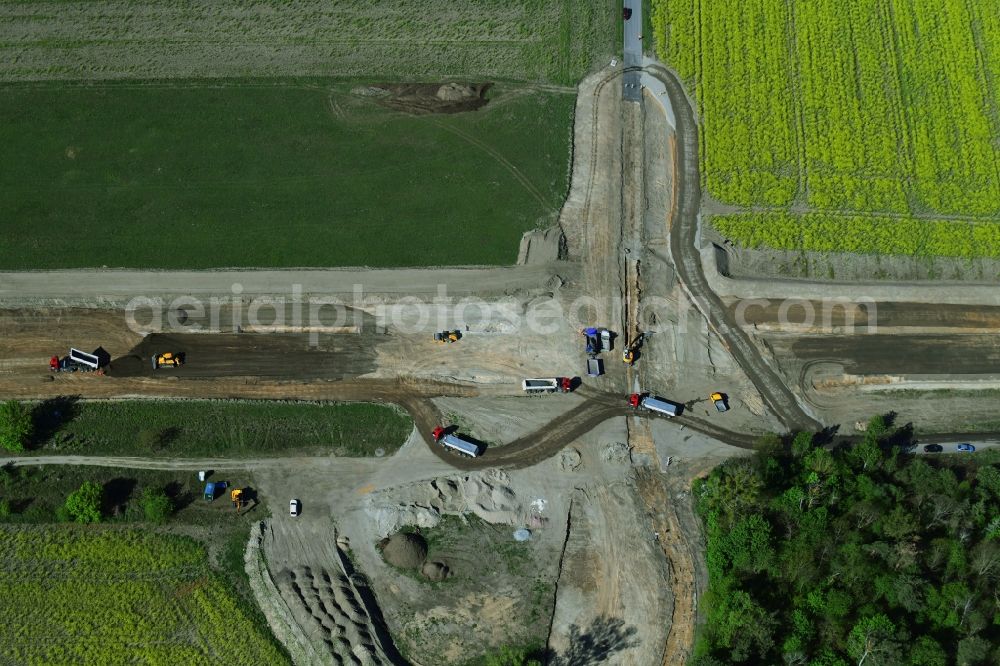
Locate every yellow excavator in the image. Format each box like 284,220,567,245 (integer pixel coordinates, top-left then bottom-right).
622,333,644,365
151,352,184,370
231,488,245,513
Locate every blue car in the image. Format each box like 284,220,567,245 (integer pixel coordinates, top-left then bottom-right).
956,443,976,453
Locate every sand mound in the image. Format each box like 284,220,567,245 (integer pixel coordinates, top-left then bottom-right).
367,470,522,536
380,532,428,570
421,560,451,581
560,448,582,471
602,441,631,464
356,82,489,114
436,82,477,101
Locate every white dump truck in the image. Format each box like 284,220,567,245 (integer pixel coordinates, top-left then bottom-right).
628,393,681,417
522,378,559,392
432,426,483,457
522,377,573,393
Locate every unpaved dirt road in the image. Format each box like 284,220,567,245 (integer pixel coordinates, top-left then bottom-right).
649,64,821,433
0,264,572,304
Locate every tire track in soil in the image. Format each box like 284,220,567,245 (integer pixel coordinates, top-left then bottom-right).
651,63,823,433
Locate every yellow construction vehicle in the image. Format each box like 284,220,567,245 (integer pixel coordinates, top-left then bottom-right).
710,392,730,412
434,330,462,344
231,488,245,512
151,352,184,370
622,334,644,365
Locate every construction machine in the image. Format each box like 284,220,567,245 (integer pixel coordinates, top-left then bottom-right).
622,333,645,365
710,392,730,412
434,330,462,344
231,488,245,512
582,327,601,355
152,352,184,370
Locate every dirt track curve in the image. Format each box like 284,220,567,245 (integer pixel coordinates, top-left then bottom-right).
653,65,822,433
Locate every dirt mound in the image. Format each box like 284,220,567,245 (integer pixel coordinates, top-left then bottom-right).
367,470,523,536
380,532,428,570
436,82,477,101
559,448,582,471
356,82,491,115
421,560,451,581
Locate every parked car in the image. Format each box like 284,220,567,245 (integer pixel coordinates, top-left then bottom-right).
956,443,976,453
922,444,943,453
623,7,633,20
289,499,302,516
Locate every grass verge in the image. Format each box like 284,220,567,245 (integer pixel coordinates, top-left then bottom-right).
27,398,413,457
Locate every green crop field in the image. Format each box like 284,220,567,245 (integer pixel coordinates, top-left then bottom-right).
0,0,616,85
0,526,289,664
0,81,576,269
653,0,1000,259
27,399,412,457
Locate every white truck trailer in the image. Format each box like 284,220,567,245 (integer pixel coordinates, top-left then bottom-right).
522,378,559,392
628,393,681,417
432,426,483,457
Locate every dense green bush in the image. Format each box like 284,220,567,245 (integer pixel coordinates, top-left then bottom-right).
0,401,32,453
140,488,172,525
63,481,102,524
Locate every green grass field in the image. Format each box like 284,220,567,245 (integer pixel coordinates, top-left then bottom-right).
653,0,1000,259
0,526,289,664
28,398,413,457
0,0,616,85
0,81,575,268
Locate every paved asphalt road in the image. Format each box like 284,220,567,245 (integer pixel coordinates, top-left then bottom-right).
623,2,642,101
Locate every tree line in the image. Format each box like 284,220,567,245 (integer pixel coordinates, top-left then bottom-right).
692,416,1000,665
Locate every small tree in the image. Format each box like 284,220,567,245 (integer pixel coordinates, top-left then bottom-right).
847,614,898,666
141,488,172,524
0,400,32,453
64,481,102,524
483,647,541,666
790,431,815,458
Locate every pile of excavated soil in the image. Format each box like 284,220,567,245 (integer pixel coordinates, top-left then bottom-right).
421,560,451,581
367,471,522,537
353,82,491,115
380,532,428,570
